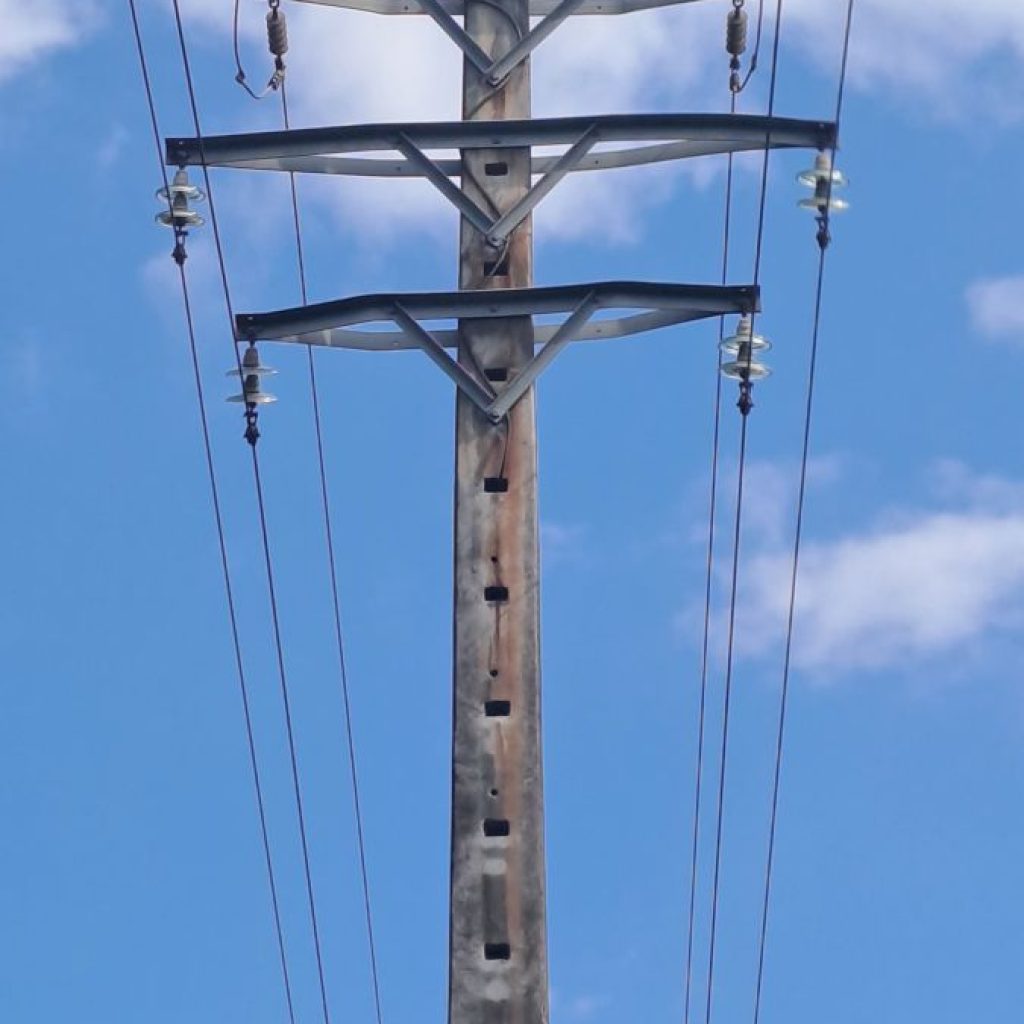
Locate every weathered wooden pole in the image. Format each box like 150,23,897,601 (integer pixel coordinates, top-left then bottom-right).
450,3,548,1024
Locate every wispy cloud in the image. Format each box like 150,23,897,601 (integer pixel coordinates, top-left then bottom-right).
737,461,1024,676
786,0,1024,119
966,274,1024,342
0,0,97,83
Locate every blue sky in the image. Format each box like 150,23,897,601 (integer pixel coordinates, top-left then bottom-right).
2,1,1023,1022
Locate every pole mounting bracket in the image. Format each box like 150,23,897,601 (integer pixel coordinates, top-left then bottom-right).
234,280,759,421
167,113,837,245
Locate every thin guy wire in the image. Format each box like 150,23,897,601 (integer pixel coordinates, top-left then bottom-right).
168,4,334,1021
682,85,738,1024
702,3,786,1024
281,80,387,1024
126,4,296,1020
750,5,856,1023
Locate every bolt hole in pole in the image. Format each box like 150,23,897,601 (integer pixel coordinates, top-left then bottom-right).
484,586,509,602
484,943,511,961
485,700,511,716
484,255,510,277
484,367,509,382
483,819,511,837
484,477,509,492
484,161,509,176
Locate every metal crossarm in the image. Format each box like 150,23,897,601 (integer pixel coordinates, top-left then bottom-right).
295,0,707,79
167,114,836,243
295,0,704,16
235,280,758,420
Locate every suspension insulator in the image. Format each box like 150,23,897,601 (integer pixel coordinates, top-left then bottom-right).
267,9,289,58
726,7,748,58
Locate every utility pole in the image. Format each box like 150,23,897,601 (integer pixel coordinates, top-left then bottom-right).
451,4,547,1024
165,4,836,1023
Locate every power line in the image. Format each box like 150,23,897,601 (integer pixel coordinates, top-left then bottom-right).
750,5,857,1022
702,3,786,1024
682,86,738,1024
125,3,297,1020
168,3,336,1021
280,78,387,1024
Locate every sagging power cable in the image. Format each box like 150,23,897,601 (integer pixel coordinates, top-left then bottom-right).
702,2,787,1024
750,5,857,1023
169,2,335,1021
279,77,387,1024
126,2,297,1020
681,82,738,1024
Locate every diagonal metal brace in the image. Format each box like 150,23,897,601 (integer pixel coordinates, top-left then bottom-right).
392,303,498,413
486,125,599,245
391,290,637,421
486,291,598,420
395,134,494,236
415,0,588,85
397,126,600,245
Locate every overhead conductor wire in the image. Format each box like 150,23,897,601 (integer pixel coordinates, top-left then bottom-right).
280,74,386,1024
702,2,786,1024
683,9,770,1018
681,86,737,1024
750,4,857,1023
126,2,296,1020
168,2,334,1021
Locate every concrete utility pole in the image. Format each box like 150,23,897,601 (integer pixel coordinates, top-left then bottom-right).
451,4,547,1024
166,3,836,1022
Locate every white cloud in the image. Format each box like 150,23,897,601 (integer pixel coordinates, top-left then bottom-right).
173,0,727,243
0,0,96,83
738,462,1024,675
785,0,1024,118
966,275,1024,342
167,0,1024,244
